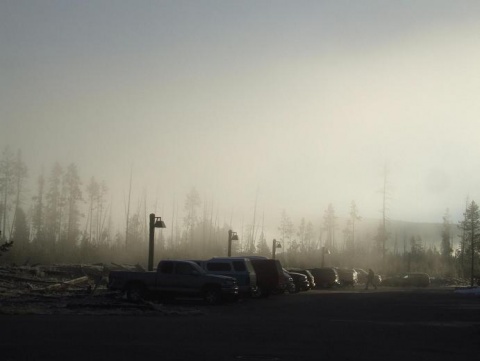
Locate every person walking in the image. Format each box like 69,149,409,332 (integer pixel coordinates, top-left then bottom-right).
365,268,377,290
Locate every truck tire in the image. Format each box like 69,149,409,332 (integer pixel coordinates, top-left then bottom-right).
126,283,147,302
203,287,222,305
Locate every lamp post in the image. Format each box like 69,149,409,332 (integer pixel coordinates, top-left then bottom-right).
148,213,166,271
272,239,282,259
227,230,239,257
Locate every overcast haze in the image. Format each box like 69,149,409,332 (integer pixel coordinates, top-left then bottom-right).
2,1,480,237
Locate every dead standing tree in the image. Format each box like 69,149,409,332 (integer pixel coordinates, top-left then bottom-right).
124,166,133,251
0,146,15,240
378,163,391,272
323,204,337,251
183,187,201,256
0,230,13,256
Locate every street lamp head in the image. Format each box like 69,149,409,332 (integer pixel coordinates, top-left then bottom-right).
154,217,166,228
274,239,282,248
228,230,239,257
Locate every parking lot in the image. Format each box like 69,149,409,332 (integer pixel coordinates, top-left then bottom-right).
1,287,479,361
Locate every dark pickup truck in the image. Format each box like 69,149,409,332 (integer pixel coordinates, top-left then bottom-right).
108,260,239,304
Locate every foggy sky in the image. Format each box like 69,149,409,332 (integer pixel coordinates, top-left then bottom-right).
2,1,480,237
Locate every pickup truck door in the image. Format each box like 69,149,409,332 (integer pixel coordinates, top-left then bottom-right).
171,262,205,295
154,261,179,292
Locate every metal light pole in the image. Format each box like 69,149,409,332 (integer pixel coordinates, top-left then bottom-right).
148,213,166,271
272,239,281,259
227,230,239,257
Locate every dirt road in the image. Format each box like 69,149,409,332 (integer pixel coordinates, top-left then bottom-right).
1,287,479,361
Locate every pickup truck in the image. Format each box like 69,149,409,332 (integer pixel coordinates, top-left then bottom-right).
108,260,239,304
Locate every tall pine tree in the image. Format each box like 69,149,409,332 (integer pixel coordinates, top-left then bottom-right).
458,201,480,286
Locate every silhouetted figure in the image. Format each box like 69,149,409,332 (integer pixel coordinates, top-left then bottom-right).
365,268,377,290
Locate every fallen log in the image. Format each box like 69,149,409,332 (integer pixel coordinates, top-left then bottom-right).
0,273,59,285
45,276,90,291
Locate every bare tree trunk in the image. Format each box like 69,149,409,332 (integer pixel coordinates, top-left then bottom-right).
250,188,258,252
170,197,175,250
2,171,9,239
381,163,389,271
125,166,133,249
9,168,22,238
143,188,147,244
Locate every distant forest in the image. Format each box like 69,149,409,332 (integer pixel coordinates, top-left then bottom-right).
0,146,478,281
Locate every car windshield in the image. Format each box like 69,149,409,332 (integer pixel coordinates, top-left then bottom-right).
175,261,206,275
191,262,206,274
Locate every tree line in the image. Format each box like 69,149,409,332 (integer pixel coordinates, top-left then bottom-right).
0,146,478,283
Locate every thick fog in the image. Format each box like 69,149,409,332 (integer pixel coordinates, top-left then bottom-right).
2,1,480,242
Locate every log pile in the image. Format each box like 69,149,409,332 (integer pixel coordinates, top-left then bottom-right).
0,263,111,292
0,263,203,316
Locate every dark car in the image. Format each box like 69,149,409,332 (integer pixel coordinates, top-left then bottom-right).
402,273,430,287
335,268,358,287
380,274,403,287
287,268,316,289
247,257,286,297
381,272,430,287
285,270,310,292
354,268,381,286
308,267,340,289
353,268,368,284
282,270,296,294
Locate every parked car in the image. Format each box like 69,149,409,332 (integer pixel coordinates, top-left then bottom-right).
380,274,402,287
283,269,296,293
108,260,239,304
381,272,430,287
335,268,358,287
247,257,286,297
193,257,258,297
353,268,368,284
285,270,310,292
287,268,316,289
404,273,430,287
308,267,340,289
354,268,381,286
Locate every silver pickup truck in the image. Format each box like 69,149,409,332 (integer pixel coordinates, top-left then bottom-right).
108,259,239,304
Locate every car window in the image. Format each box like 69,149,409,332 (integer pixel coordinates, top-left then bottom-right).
160,261,174,274
175,262,196,275
207,262,231,271
232,261,246,272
